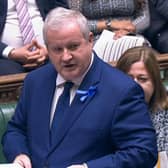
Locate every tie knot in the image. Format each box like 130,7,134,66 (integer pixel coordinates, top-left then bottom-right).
64,82,74,91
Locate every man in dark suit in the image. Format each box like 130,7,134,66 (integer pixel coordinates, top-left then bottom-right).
143,0,168,53
0,0,67,75
2,7,158,168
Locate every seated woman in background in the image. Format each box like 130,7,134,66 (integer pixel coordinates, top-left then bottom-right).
116,46,168,156
68,0,150,40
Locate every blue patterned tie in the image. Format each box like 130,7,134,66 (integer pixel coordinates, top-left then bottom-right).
50,82,73,144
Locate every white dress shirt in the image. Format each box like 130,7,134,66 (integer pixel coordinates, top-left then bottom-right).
1,0,44,57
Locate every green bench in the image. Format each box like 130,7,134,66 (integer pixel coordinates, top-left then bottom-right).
0,73,27,163
0,102,16,163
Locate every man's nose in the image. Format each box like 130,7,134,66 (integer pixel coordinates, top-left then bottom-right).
62,48,72,60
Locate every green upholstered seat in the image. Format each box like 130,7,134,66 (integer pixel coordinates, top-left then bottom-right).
0,73,27,163
0,102,16,163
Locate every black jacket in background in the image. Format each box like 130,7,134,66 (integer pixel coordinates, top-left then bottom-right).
143,0,168,53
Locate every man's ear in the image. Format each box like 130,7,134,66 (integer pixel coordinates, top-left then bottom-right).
88,32,94,43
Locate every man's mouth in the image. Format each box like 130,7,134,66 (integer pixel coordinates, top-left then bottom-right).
63,64,76,69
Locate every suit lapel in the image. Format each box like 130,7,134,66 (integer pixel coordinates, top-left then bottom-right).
36,64,57,149
50,54,102,151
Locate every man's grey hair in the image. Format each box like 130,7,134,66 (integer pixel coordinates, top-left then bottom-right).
43,7,90,44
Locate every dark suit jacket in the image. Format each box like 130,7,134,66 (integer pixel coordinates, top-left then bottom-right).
143,0,168,53
0,0,68,56
2,54,157,168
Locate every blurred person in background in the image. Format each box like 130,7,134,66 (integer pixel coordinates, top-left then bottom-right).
68,0,150,40
117,46,168,156
143,0,168,53
0,0,67,75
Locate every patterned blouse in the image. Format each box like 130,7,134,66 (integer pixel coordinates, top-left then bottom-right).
150,109,168,156
68,0,150,35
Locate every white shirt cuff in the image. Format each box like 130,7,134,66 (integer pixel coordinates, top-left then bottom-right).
83,163,88,168
2,46,15,58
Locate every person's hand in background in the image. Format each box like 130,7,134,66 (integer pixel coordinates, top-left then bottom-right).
9,40,48,69
111,20,136,32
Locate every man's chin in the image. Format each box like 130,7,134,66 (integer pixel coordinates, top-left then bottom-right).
60,69,85,81
61,73,78,81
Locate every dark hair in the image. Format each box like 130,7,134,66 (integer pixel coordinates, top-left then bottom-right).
116,46,168,112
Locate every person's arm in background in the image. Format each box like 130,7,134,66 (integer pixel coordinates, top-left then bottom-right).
68,0,136,36
0,0,68,64
132,0,150,33
0,41,11,58
113,0,150,39
151,0,168,19
68,0,149,38
96,0,150,35
90,19,136,35
0,40,47,69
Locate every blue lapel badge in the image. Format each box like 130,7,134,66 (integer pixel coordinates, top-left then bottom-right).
76,84,98,102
